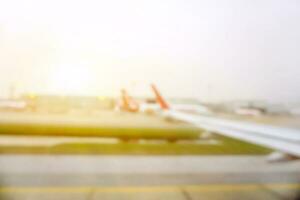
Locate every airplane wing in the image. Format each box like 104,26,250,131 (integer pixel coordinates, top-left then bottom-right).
150,84,300,158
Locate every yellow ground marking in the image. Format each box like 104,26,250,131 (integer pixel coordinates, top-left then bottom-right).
0,184,299,193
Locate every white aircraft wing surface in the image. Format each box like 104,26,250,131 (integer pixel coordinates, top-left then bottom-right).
151,84,300,157
166,110,300,157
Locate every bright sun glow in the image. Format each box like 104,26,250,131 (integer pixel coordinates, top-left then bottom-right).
48,64,95,95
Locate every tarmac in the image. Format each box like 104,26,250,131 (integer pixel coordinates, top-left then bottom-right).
0,155,299,199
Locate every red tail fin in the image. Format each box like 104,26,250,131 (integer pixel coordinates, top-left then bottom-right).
121,89,130,108
150,84,170,110
120,89,139,112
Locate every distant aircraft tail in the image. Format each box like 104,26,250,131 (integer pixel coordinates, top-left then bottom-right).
150,84,170,110
120,89,139,112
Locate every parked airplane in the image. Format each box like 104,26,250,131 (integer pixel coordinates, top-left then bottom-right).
0,99,27,111
119,86,211,115
116,89,140,113
151,84,211,115
150,84,300,161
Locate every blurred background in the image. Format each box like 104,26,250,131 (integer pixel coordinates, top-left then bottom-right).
0,0,299,199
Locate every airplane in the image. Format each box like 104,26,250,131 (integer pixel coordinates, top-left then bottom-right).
116,88,160,114
150,84,300,161
151,84,212,114
116,89,140,113
119,87,211,115
0,99,27,111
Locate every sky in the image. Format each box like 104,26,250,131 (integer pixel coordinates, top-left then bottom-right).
0,0,299,103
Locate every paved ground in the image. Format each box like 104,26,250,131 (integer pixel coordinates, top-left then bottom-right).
0,155,299,199
0,112,298,199
0,135,120,146
1,155,299,175
0,135,221,146
1,184,300,200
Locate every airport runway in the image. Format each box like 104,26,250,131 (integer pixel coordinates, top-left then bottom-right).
0,155,299,199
